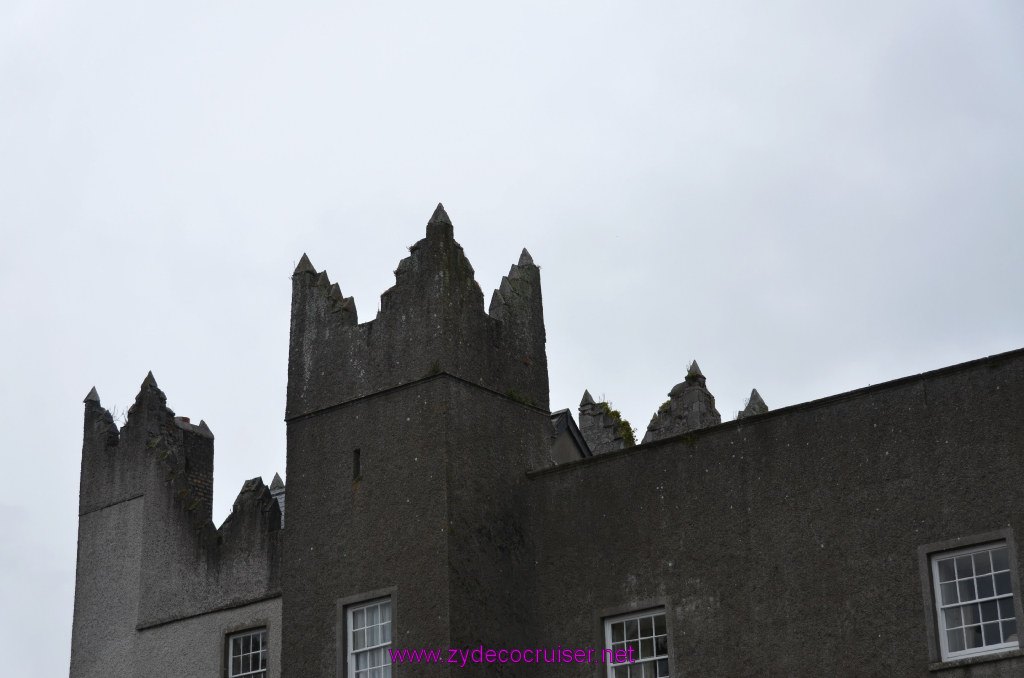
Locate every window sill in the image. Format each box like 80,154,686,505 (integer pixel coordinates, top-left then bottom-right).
929,647,1024,672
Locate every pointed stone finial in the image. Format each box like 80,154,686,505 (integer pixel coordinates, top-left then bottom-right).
518,248,534,267
580,389,595,407
197,420,214,439
294,253,316,275
269,473,285,491
315,271,331,287
84,386,100,404
687,361,703,378
428,203,451,225
738,388,769,419
142,371,158,389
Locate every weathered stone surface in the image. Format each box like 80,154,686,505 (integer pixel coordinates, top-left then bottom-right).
643,360,722,443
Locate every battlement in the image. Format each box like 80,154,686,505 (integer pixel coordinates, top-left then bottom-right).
286,204,548,418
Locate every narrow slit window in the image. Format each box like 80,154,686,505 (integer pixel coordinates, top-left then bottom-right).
353,449,361,481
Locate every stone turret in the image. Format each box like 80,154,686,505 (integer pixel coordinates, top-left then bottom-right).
642,360,722,443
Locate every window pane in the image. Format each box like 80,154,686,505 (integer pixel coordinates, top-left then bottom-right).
963,603,981,626
612,622,625,643
354,629,365,651
975,552,993,575
956,555,975,578
944,607,963,629
655,635,668,655
1002,619,1018,642
995,572,1013,596
614,666,629,678
959,580,977,602
654,614,666,635
947,628,966,652
626,620,639,640
382,622,391,643
983,622,1001,646
966,625,984,649
381,603,391,622
938,559,956,583
977,575,995,599
367,605,378,626
353,609,365,629
657,659,669,677
366,625,378,647
941,582,959,605
981,600,999,623
992,547,1010,572
232,656,241,675
640,638,653,659
998,597,1014,619
640,616,653,637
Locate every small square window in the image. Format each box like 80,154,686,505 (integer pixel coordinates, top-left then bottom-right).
932,542,1019,661
227,628,267,678
347,598,392,678
604,608,670,677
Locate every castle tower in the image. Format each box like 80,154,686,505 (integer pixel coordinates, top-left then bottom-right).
281,205,551,676
71,375,282,678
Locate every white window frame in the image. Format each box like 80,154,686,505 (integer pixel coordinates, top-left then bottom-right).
931,541,1019,661
346,597,392,678
227,627,267,678
604,608,670,678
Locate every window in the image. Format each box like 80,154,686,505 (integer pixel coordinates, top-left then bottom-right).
932,542,1019,661
604,609,669,677
347,598,391,678
227,628,267,678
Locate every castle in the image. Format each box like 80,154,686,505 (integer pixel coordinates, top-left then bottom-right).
71,205,1024,677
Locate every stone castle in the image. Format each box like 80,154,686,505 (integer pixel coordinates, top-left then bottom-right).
71,205,1024,676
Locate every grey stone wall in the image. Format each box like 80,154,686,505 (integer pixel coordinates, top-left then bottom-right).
134,598,281,678
524,348,1024,676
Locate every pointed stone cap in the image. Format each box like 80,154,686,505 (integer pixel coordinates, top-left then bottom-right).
739,388,769,419
141,371,158,389
84,386,100,404
580,389,595,407
294,253,316,275
428,202,451,225
426,203,454,240
686,361,704,378
269,473,285,491
519,248,534,267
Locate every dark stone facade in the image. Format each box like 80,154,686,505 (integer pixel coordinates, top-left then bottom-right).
72,205,1024,677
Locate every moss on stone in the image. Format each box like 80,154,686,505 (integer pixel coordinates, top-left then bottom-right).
599,402,636,447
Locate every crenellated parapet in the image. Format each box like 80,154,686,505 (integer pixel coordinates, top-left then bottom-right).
642,360,722,443
286,204,549,418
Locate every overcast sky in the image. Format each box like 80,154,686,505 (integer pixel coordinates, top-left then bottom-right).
2,2,1023,675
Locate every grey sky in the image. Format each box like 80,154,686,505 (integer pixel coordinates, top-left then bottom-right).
2,2,1022,675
